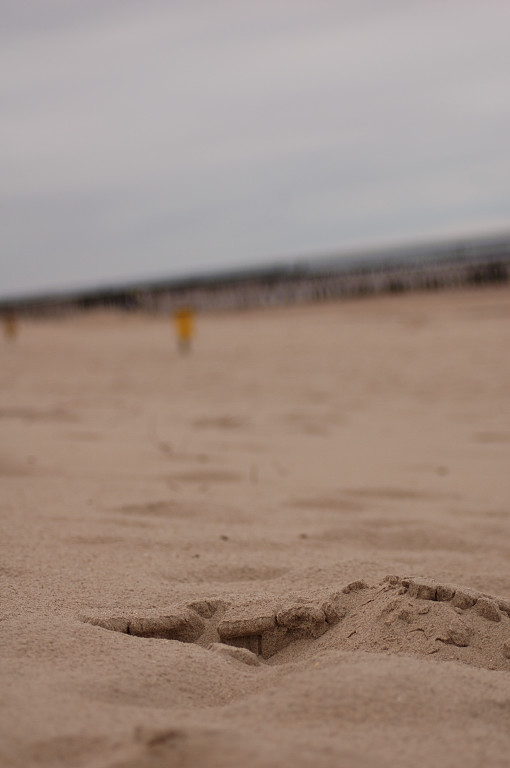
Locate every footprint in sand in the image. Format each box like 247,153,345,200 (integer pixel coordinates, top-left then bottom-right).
81,576,510,671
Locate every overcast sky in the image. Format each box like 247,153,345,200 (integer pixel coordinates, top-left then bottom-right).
2,1,509,298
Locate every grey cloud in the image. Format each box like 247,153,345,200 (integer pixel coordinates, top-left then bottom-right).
1,1,509,296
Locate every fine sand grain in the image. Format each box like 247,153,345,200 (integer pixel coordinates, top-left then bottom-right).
1,287,510,767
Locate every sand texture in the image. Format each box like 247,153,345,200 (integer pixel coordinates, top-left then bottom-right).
1,287,510,767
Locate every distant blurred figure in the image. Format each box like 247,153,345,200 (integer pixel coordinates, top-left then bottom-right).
174,307,195,353
3,312,18,341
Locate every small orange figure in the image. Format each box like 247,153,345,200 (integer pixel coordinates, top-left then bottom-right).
3,313,17,341
174,307,195,353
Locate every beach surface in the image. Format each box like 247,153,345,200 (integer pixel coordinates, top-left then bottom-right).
1,286,510,767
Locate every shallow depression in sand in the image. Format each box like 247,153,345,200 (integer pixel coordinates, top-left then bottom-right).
81,575,510,671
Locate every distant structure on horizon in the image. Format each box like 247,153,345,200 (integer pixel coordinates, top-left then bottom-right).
2,231,510,317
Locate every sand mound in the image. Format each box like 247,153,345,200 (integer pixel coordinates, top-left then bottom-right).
82,574,510,671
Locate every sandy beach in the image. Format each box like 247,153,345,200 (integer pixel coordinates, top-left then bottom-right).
1,286,510,768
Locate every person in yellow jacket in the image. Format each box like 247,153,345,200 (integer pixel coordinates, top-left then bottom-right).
3,312,18,341
174,307,195,353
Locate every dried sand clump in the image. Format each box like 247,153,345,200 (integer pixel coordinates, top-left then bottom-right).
82,574,510,671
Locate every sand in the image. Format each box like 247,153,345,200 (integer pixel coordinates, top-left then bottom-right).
1,286,509,767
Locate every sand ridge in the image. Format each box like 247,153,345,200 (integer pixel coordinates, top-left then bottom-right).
81,574,510,670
